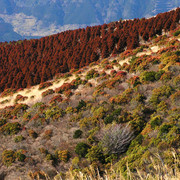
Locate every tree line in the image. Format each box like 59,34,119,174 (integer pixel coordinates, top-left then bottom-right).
0,8,179,92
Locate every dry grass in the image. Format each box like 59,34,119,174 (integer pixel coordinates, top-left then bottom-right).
27,150,179,180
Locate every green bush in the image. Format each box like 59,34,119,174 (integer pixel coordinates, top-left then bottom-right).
71,157,80,168
130,115,145,134
140,71,157,82
129,56,138,64
42,89,55,97
14,135,24,143
127,134,144,154
150,85,174,106
2,149,26,166
173,75,180,88
104,115,114,124
86,69,99,80
175,50,180,56
2,150,16,166
155,70,165,80
76,100,86,112
132,93,146,103
173,30,180,36
23,112,31,121
12,104,29,117
112,108,122,116
92,106,107,119
157,101,168,112
46,154,54,161
166,126,180,147
104,108,122,124
15,150,26,162
39,147,48,155
150,116,162,129
75,142,90,158
86,145,105,163
45,106,64,121
73,129,83,139
159,124,172,135
0,119,7,127
0,122,21,135
55,150,70,162
170,91,180,106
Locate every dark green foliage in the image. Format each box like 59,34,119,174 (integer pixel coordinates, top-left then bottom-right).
0,122,21,135
150,85,174,106
45,106,64,121
2,149,26,166
173,30,180,36
127,134,144,153
75,142,90,158
76,100,86,112
140,70,167,82
159,124,172,135
134,134,144,144
0,119,7,127
133,80,141,87
14,135,25,143
46,154,54,161
175,50,180,56
73,129,83,139
112,108,122,116
104,114,114,124
155,70,165,80
42,89,55,97
86,145,105,163
133,93,146,103
12,104,29,116
150,116,162,129
85,69,99,80
104,108,122,124
140,71,157,82
130,115,146,134
15,151,26,162
129,56,138,64
117,111,133,123
2,150,16,166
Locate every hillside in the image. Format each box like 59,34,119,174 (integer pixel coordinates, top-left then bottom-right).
0,13,180,179
0,0,180,41
0,8,179,94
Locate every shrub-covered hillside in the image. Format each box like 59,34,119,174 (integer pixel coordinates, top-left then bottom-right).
0,24,179,179
0,8,179,92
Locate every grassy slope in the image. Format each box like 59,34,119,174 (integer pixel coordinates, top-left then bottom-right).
0,28,180,179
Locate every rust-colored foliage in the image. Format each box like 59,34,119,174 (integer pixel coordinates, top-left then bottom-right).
0,8,179,92
49,95,63,104
55,83,76,93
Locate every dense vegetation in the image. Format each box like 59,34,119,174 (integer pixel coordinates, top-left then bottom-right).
0,8,179,179
0,23,179,179
0,8,179,92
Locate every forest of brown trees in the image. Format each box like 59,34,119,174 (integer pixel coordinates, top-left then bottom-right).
0,8,179,92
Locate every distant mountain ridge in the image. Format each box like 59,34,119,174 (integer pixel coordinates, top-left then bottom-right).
0,0,179,42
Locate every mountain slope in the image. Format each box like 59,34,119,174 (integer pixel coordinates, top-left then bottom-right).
0,21,179,179
0,8,179,93
0,0,179,41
